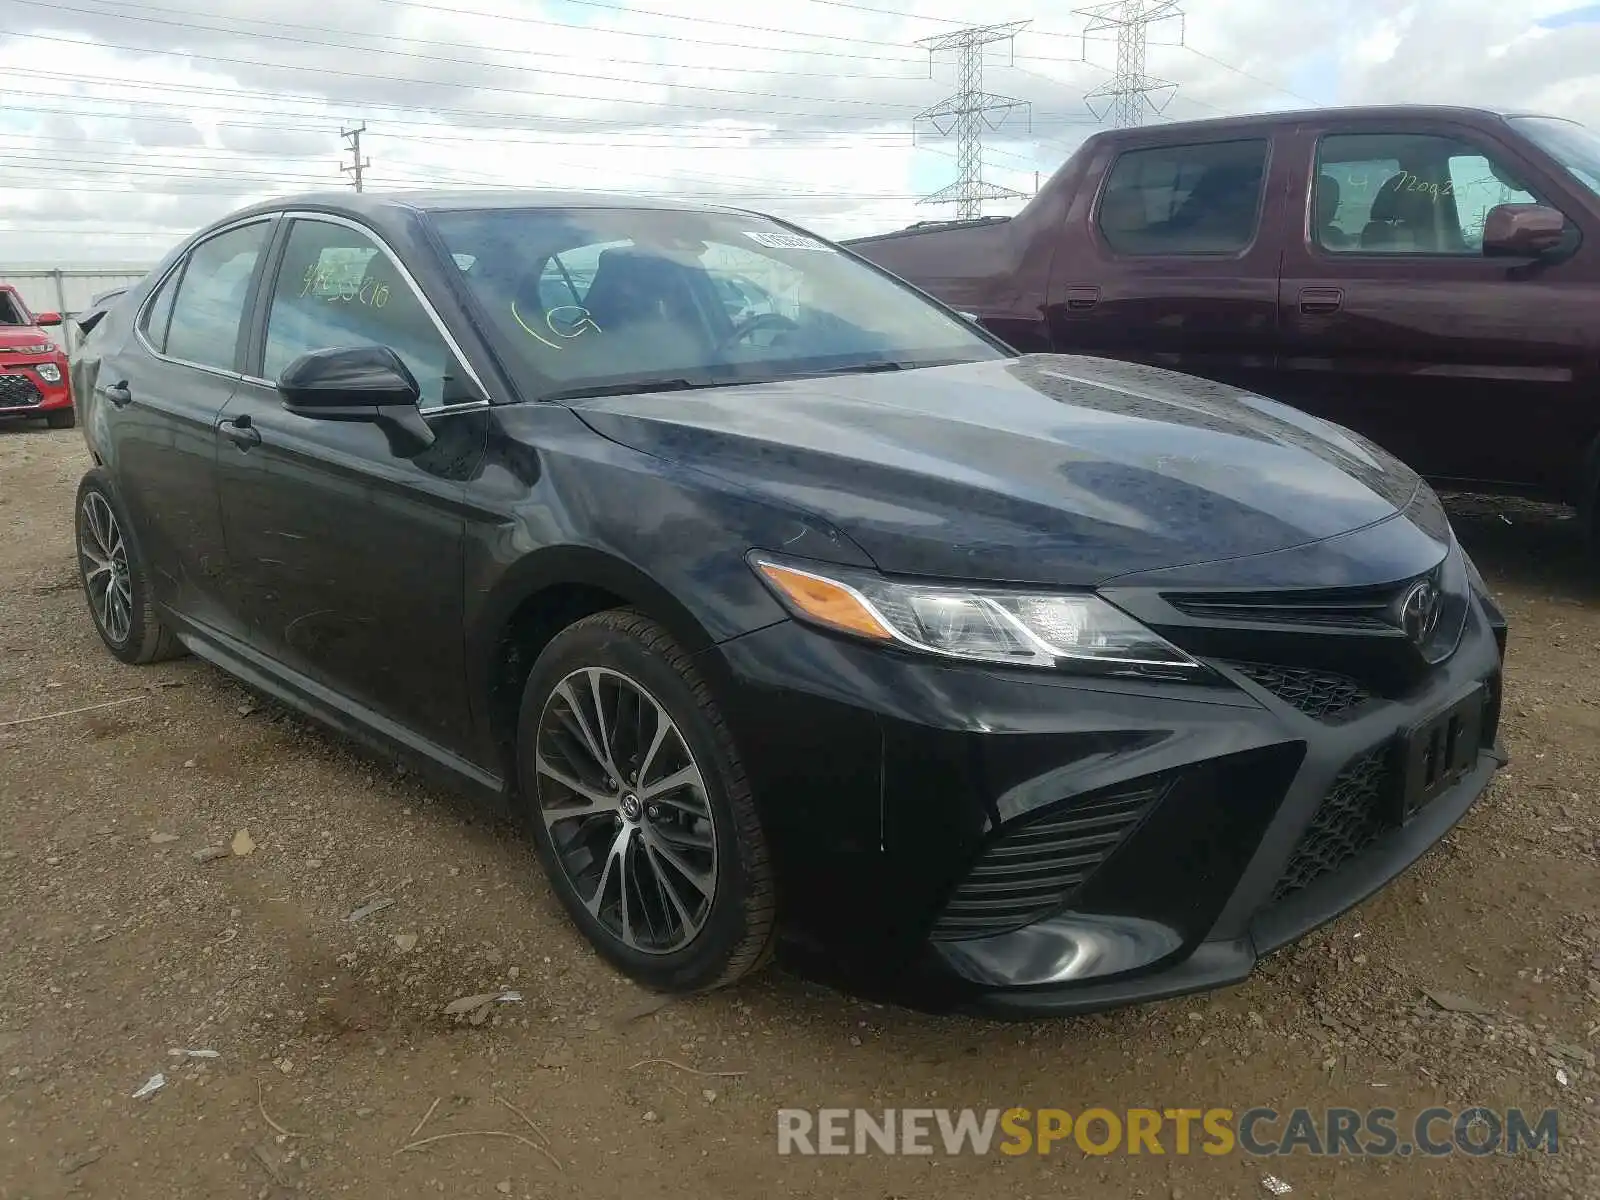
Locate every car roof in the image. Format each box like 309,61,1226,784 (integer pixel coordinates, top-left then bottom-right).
1090,104,1560,139
221,189,758,224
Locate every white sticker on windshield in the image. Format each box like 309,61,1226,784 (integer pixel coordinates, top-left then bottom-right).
744,230,835,251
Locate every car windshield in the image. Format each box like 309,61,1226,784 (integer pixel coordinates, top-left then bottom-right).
1509,115,1600,198
428,206,1005,398
0,293,29,325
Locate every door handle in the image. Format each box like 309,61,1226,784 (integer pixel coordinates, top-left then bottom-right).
1064,284,1101,311
101,381,132,408
217,414,261,450
1299,286,1343,315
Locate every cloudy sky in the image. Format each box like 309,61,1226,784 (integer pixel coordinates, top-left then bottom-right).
1,0,1598,266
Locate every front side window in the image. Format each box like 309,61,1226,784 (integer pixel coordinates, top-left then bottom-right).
430,207,1003,399
1315,133,1544,254
163,222,271,371
261,219,476,409
0,292,27,326
1096,139,1269,255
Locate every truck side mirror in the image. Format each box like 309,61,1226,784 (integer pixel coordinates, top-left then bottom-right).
1481,204,1567,258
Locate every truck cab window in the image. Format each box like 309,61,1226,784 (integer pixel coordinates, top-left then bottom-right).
1095,139,1268,255
1315,133,1543,255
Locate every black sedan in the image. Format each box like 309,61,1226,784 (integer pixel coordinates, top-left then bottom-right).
70,192,1508,1015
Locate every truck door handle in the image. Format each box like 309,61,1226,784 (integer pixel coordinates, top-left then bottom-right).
1299,287,1343,315
217,413,261,450
101,381,132,408
1064,285,1101,311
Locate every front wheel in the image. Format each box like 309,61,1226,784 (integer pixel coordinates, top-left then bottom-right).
517,609,775,993
46,407,76,430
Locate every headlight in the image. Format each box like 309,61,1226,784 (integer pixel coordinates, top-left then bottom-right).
750,553,1200,674
35,363,61,383
12,343,54,355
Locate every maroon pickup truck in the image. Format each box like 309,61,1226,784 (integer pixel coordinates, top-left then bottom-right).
847,106,1600,533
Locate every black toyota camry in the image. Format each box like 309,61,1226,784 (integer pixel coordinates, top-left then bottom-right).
69,192,1507,1016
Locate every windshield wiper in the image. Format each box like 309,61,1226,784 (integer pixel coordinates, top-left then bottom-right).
807,360,909,375
792,357,975,378
541,377,711,402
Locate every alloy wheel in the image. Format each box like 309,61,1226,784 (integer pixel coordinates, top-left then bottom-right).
534,666,718,955
79,491,133,646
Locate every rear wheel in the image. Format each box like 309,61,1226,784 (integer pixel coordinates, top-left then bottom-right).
517,609,775,993
46,407,76,430
74,472,185,664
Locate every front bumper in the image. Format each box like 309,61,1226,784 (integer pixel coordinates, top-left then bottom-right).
0,359,71,415
711,562,1506,1017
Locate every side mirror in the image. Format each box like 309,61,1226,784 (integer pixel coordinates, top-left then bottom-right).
1482,204,1567,258
277,345,435,456
34,311,62,327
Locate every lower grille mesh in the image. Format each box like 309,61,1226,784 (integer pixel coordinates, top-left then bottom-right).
930,778,1168,942
0,373,42,408
1230,662,1374,722
1271,750,1391,902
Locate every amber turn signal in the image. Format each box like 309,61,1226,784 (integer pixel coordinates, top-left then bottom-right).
755,561,894,641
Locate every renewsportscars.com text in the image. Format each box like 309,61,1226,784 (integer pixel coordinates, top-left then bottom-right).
776,1106,1560,1158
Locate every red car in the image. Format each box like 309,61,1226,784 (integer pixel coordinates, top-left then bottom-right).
0,284,73,429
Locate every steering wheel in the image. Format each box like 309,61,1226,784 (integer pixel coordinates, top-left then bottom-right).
719,311,799,350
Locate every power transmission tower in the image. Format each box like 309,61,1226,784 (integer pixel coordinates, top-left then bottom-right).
340,124,369,192
1075,0,1184,128
912,21,1031,220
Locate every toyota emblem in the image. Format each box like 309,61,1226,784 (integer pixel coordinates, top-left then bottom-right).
1397,579,1442,645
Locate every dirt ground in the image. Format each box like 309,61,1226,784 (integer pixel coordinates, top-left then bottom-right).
1,425,1596,1200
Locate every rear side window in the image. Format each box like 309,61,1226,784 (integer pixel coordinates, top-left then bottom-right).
1097,139,1269,255
163,222,271,371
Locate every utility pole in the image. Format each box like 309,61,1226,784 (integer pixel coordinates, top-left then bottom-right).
340,123,369,192
912,22,1031,220
1075,0,1184,128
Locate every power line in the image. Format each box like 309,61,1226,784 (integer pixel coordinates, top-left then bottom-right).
1075,0,1185,128
1180,45,1325,108
913,22,1033,219
9,0,939,84
9,29,927,119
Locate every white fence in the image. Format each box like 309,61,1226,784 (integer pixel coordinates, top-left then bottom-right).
0,267,152,351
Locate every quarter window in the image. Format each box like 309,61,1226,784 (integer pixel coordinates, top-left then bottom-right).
162,222,271,371
262,219,474,409
1096,139,1269,255
1315,133,1544,254
140,268,181,354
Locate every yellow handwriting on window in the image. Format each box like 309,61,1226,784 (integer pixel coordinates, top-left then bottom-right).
298,264,389,307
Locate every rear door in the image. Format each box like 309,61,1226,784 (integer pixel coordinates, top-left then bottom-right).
1045,129,1288,398
213,213,489,757
1276,117,1600,494
97,218,275,635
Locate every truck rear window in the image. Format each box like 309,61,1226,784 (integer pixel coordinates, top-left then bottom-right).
1096,139,1268,256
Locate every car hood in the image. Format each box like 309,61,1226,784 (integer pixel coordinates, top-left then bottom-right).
569,354,1429,587
0,326,55,352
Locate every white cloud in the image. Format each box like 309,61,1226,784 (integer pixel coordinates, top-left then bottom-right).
0,0,1597,265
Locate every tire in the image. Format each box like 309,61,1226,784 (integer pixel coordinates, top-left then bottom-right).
46,407,76,430
517,608,776,993
74,470,186,665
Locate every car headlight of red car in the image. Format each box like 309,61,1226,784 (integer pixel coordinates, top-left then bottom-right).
12,343,55,354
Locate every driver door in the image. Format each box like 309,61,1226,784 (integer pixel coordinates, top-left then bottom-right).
213,214,488,757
